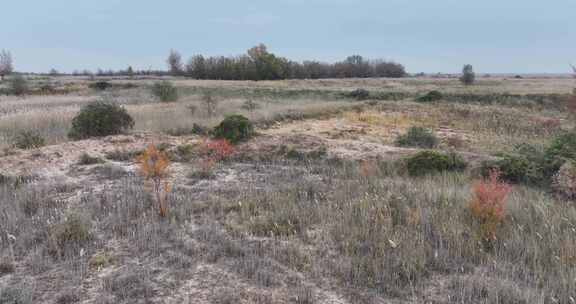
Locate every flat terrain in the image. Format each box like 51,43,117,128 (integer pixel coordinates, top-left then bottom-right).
1,76,575,303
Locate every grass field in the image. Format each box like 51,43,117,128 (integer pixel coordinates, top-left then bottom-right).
1,76,575,303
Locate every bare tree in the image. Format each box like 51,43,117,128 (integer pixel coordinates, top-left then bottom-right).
167,49,183,76
0,50,14,81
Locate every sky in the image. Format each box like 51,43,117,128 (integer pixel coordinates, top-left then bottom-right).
1,0,575,74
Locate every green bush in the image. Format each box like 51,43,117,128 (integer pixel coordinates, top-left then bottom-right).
78,153,104,165
479,140,573,186
417,90,443,102
13,131,45,149
546,132,576,162
480,154,543,184
347,89,370,100
405,150,467,176
89,81,112,91
213,115,254,144
150,81,178,102
396,127,439,148
68,101,134,140
7,75,29,95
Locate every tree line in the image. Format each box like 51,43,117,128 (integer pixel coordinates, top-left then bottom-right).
168,44,407,80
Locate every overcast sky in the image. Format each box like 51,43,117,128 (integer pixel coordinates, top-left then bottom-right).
2,0,575,74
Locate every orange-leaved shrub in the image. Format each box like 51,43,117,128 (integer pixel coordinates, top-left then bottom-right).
137,145,171,217
469,169,512,242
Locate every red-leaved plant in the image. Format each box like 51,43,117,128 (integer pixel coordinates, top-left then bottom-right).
469,169,512,242
198,139,235,175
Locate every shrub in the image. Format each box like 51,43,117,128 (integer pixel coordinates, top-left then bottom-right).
68,100,134,140
395,126,439,148
7,75,29,95
405,150,467,176
78,153,104,165
89,81,112,91
49,212,92,257
480,154,542,185
546,132,576,163
213,115,254,144
480,141,571,186
137,145,171,217
553,161,576,199
150,81,178,102
469,170,511,243
347,89,370,100
417,90,443,102
13,131,45,149
105,149,142,161
241,99,260,111
192,140,236,179
202,139,235,162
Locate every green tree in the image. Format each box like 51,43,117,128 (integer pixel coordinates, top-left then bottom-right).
460,64,475,85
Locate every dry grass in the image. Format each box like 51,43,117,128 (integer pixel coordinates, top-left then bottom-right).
1,76,575,303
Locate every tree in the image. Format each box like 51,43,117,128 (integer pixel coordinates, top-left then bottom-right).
247,44,285,80
49,68,59,76
186,55,207,79
126,66,134,78
0,50,13,81
460,64,475,85
167,49,184,76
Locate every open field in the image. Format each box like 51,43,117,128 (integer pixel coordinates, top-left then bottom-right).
1,76,576,303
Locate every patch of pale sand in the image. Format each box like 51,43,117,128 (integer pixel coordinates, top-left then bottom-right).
0,133,201,186
259,114,488,164
164,264,251,304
